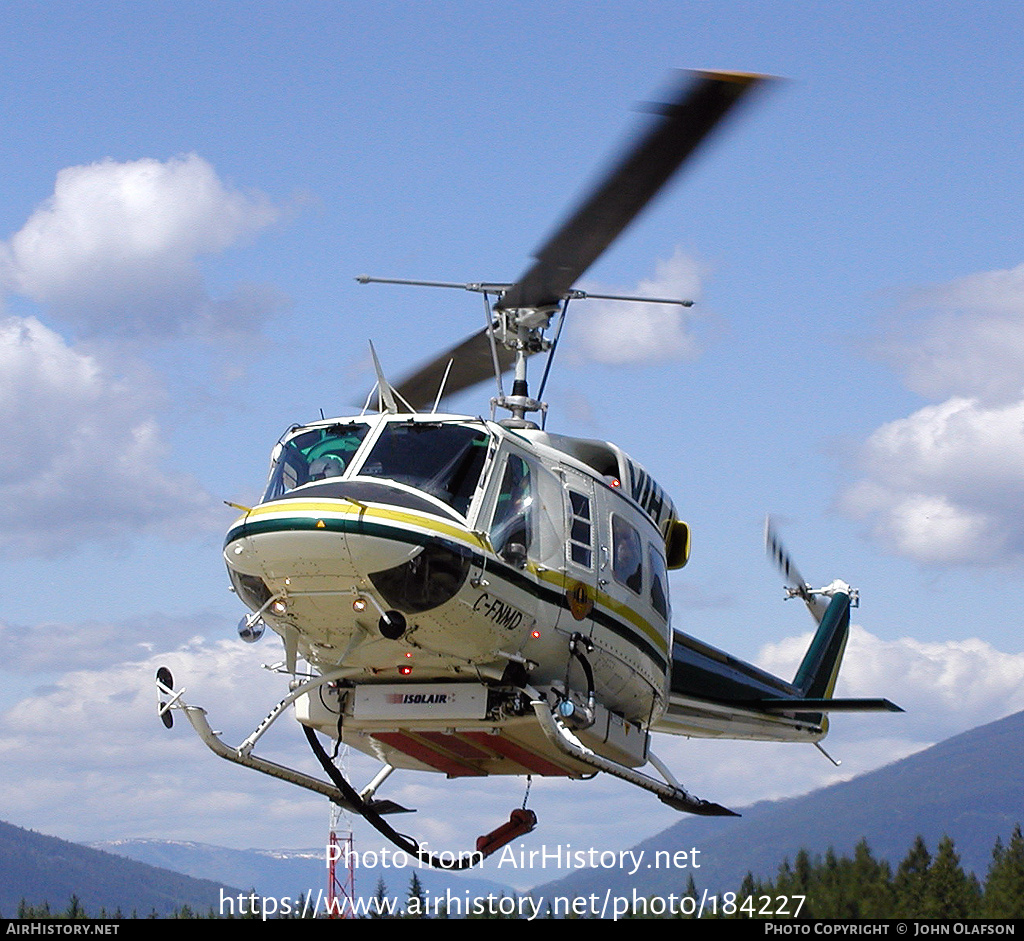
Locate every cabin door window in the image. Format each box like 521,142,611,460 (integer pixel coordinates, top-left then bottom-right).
560,469,599,634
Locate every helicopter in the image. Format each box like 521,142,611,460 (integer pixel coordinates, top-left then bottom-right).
156,70,900,869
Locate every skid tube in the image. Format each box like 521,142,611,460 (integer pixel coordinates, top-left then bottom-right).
156,668,535,870
529,694,738,817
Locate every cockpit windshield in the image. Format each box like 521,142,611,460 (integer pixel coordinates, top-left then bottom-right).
358,421,489,517
262,422,370,501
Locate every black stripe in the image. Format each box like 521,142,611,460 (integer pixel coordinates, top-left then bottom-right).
226,514,669,672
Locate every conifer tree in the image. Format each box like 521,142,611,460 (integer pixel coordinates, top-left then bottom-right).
893,835,931,918
850,839,894,919
925,835,979,918
372,877,391,919
406,872,426,917
677,874,698,919
984,824,1024,917
64,895,87,919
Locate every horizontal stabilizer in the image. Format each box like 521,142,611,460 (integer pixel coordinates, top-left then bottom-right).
757,697,903,713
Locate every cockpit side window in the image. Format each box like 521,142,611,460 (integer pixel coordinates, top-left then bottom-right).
490,453,533,561
358,422,489,517
263,423,370,501
611,513,643,594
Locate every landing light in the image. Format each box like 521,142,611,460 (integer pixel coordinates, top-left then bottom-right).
270,599,288,616
353,598,367,613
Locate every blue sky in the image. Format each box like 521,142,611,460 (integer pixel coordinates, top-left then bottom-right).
3,0,1024,891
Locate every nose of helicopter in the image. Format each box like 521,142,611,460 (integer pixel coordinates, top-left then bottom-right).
223,480,481,620
224,500,421,583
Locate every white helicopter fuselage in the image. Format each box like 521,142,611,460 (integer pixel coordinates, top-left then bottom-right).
224,411,682,777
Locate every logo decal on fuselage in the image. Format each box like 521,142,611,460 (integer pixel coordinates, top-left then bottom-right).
566,581,594,620
386,693,453,705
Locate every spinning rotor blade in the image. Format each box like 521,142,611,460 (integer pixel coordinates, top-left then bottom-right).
371,70,767,410
764,516,830,624
389,327,517,411
496,70,766,312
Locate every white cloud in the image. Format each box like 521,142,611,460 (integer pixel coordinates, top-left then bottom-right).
571,248,704,364
654,625,1024,814
846,264,1024,564
0,316,217,553
882,264,1024,405
0,154,282,341
757,625,1024,741
0,629,326,848
841,397,1024,563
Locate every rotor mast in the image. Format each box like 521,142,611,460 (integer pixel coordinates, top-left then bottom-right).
493,301,556,425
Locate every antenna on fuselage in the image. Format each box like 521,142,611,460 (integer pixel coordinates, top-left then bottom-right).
430,359,454,414
368,341,418,415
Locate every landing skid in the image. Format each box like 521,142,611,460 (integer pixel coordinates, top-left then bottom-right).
154,667,535,869
529,692,737,817
155,667,405,815
155,667,735,872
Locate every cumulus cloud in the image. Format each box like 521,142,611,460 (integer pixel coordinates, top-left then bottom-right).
0,626,324,847
841,397,1024,563
757,625,1024,741
845,264,1024,564
0,154,283,341
0,316,217,553
571,248,704,364
657,625,1024,812
881,264,1024,405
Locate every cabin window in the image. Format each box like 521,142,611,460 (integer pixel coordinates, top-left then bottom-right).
263,422,370,501
359,422,489,516
648,543,669,621
568,490,593,568
490,454,533,561
611,514,643,594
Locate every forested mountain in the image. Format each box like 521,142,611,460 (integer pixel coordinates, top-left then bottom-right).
0,820,241,917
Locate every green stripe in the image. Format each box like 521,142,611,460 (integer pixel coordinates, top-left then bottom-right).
227,515,668,673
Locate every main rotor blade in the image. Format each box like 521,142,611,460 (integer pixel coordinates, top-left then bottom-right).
496,70,766,312
387,327,517,411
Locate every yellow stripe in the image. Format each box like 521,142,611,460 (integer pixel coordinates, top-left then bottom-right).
241,499,489,552
536,569,668,657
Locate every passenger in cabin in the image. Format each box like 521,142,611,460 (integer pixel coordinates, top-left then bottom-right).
612,514,643,594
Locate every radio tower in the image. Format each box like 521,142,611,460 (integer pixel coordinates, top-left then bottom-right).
327,802,355,918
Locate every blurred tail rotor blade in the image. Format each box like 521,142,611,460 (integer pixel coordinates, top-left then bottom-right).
765,516,829,624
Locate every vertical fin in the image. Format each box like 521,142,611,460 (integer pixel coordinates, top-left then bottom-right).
793,590,851,699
